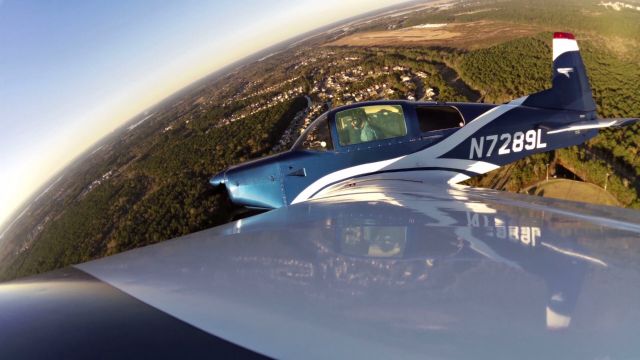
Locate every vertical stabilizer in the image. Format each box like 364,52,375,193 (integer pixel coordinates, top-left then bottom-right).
523,32,596,112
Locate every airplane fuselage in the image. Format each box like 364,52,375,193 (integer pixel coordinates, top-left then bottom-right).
210,99,597,209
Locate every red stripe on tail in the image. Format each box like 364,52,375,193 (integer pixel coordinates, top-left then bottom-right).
554,32,575,39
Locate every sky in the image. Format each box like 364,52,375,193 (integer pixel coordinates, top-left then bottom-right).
0,0,407,227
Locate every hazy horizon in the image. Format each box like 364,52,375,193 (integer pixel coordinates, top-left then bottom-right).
0,0,410,229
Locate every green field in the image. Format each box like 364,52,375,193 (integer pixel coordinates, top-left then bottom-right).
525,179,621,206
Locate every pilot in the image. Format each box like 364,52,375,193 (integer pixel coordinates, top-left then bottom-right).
351,111,377,143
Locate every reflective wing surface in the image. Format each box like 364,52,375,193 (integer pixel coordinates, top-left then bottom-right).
0,268,264,359
3,179,640,359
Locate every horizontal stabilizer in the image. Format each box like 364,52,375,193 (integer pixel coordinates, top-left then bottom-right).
545,118,639,135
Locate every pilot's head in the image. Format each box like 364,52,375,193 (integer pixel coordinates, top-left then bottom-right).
350,116,364,129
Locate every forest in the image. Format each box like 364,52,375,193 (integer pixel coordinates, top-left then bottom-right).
0,96,307,280
453,34,640,207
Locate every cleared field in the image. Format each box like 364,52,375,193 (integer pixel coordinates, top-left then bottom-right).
525,179,621,206
328,21,542,49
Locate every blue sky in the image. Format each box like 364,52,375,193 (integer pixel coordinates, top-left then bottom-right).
0,0,406,227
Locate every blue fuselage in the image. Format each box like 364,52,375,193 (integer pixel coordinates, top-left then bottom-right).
210,100,596,209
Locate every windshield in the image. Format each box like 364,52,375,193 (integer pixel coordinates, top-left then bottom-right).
292,112,333,151
335,105,407,146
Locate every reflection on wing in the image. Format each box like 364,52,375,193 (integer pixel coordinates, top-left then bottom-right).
73,180,640,359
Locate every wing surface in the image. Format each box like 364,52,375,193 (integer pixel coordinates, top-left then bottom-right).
3,178,640,358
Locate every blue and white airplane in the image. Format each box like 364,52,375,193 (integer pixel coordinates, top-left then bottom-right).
2,33,640,359
210,32,637,209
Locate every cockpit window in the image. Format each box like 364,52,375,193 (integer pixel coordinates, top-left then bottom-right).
293,113,333,151
340,226,407,258
416,106,465,132
335,105,407,146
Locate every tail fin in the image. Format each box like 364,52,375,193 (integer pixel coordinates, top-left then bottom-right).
522,32,596,112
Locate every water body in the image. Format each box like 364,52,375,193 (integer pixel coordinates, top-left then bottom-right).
127,112,156,131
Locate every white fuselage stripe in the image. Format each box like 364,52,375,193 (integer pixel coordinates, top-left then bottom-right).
546,120,617,134
291,104,516,204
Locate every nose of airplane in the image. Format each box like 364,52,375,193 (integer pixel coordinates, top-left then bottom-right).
209,170,226,188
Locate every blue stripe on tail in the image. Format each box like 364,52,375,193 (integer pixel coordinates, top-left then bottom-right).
523,32,596,113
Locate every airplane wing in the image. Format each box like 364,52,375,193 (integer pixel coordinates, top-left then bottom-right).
2,179,640,359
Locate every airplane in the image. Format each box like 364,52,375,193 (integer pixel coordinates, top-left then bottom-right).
1,32,640,359
209,32,637,210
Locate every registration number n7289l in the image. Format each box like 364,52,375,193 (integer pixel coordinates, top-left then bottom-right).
469,129,547,160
